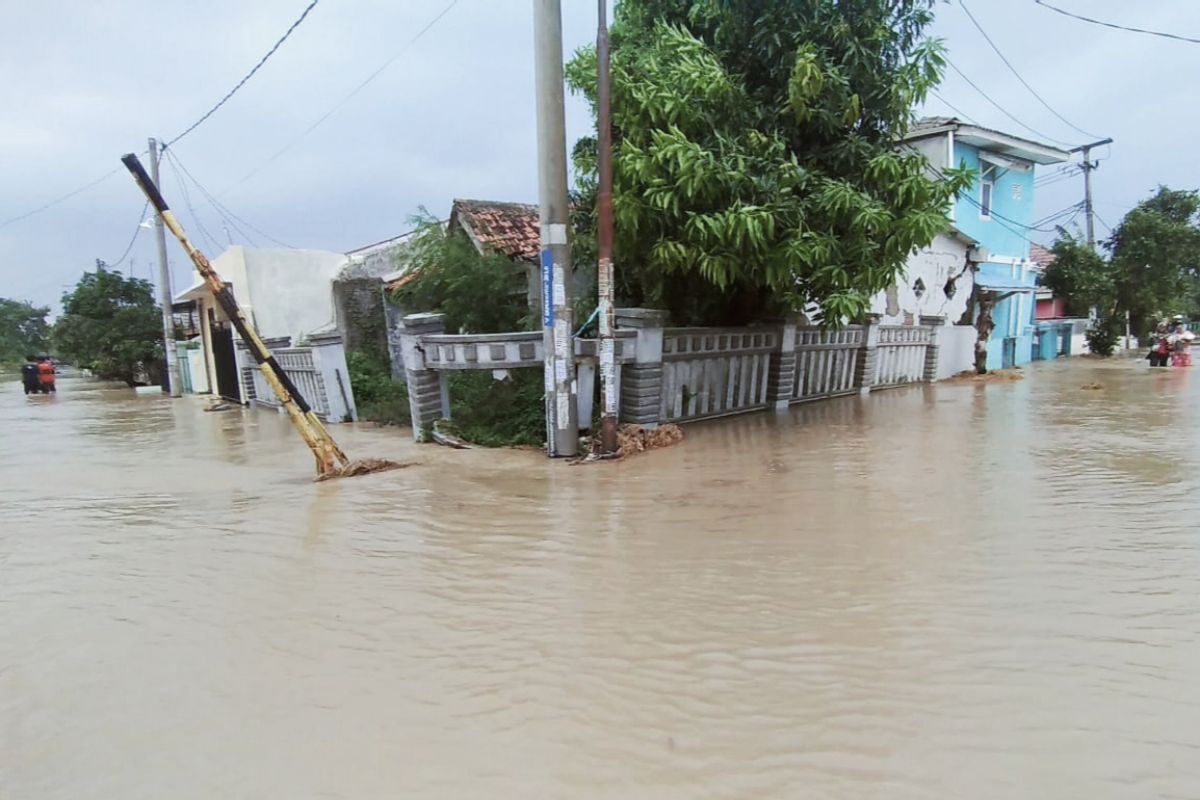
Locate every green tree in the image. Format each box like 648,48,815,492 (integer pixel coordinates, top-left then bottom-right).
389,214,531,333
0,298,50,366
1041,233,1114,318
565,0,972,325
1108,186,1200,335
54,266,162,385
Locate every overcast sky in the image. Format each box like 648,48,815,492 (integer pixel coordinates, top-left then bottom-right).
1,0,1194,312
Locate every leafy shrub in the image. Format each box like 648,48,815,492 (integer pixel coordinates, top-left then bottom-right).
1085,319,1121,357
444,369,545,448
347,350,410,426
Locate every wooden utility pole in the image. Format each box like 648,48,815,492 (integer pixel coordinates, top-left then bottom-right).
1069,138,1113,249
532,0,578,457
595,0,618,454
149,138,182,397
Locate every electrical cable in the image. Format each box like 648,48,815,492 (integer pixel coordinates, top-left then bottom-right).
928,90,978,125
102,200,151,270
959,0,1104,140
166,148,295,248
223,0,462,195
166,0,320,147
0,166,122,231
944,58,1074,147
164,153,226,252
1034,0,1200,46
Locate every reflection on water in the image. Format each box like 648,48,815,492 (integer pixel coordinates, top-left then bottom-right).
3,363,1200,799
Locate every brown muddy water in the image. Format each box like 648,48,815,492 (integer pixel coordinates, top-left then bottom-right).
2,361,1199,799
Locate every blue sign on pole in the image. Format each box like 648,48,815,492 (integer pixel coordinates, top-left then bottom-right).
541,249,555,327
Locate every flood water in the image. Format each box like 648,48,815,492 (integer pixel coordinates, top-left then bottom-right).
3,361,1199,799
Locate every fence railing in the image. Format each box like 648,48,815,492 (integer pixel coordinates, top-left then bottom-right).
389,310,946,441
793,326,863,402
236,333,358,423
874,325,934,388
660,328,777,422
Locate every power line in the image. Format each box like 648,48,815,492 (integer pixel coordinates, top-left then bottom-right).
102,200,151,270
944,58,1073,148
166,0,321,147
1034,0,1200,46
0,166,123,231
165,148,294,248
164,152,225,252
959,0,1103,141
224,0,462,195
928,90,978,125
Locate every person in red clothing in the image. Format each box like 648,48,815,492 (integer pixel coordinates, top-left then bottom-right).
37,357,56,394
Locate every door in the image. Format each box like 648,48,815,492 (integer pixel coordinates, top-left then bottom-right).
209,322,242,402
1002,337,1017,369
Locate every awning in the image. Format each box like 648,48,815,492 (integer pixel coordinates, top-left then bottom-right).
975,277,1037,294
174,281,208,304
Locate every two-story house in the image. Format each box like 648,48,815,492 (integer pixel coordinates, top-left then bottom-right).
899,117,1070,371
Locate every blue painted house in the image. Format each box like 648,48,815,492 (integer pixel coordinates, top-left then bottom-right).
903,118,1070,370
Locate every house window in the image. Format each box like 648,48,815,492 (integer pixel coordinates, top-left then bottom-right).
980,163,996,219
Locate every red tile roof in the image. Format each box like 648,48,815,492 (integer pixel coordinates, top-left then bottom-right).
1030,243,1056,269
450,199,540,262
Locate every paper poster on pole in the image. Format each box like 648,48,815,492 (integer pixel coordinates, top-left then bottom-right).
552,266,566,307
556,393,571,429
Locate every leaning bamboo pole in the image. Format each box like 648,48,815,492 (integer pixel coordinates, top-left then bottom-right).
121,153,350,478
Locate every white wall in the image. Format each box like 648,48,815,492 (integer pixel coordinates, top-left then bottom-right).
244,248,347,342
870,232,974,325
939,324,977,380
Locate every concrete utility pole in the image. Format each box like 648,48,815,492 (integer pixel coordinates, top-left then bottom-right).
1070,138,1113,250
148,138,182,397
532,0,578,457
595,0,618,454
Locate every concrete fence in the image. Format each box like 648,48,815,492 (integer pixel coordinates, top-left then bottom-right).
237,332,358,423
389,308,945,442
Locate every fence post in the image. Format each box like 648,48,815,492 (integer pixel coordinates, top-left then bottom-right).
615,308,667,428
399,312,446,442
920,315,945,383
308,331,358,423
856,314,881,395
766,317,797,411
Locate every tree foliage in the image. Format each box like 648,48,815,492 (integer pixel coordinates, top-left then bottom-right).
1108,186,1200,334
389,215,531,333
1041,233,1113,318
565,0,972,325
0,298,50,366
54,267,162,385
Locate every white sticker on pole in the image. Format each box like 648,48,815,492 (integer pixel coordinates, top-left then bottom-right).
556,393,571,429
544,361,555,393
552,266,566,307
605,382,618,410
600,339,614,363
555,358,568,384
541,223,568,246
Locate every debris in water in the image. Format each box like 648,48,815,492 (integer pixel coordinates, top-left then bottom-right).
1081,382,1104,391
617,423,684,458
432,421,472,449
204,400,235,412
317,458,413,481
946,369,1025,384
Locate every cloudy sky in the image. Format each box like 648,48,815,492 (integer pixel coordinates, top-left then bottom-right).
1,0,1194,312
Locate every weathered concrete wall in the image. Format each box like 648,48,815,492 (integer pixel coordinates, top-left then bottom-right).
334,278,387,359
871,232,975,325
938,324,978,379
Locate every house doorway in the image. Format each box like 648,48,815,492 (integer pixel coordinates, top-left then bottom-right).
209,315,242,402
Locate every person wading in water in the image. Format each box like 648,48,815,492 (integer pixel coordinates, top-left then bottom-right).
20,355,40,394
36,357,57,394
